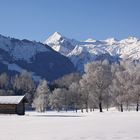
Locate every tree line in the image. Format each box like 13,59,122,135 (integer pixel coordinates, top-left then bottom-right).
33,60,140,112
1,60,140,112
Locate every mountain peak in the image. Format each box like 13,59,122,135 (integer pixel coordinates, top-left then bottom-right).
120,36,139,44
45,32,64,44
84,38,96,43
44,32,77,56
51,31,63,39
44,32,64,46
127,36,139,42
105,38,118,45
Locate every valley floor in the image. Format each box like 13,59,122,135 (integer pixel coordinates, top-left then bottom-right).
0,110,140,140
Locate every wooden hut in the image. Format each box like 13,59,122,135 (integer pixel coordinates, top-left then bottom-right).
0,95,27,115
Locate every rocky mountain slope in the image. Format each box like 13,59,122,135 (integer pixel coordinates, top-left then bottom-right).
45,32,140,71
0,34,75,81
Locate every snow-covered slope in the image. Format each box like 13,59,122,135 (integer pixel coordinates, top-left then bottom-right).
45,32,140,72
0,34,75,81
0,35,49,62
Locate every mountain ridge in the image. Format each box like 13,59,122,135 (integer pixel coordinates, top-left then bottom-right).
0,34,76,81
44,32,140,71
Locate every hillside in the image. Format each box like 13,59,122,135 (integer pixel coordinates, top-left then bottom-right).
0,34,75,81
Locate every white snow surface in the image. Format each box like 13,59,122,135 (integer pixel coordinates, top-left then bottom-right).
0,95,25,104
1,110,140,140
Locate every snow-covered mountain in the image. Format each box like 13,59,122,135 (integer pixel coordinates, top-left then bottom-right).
44,32,78,55
44,32,140,72
0,34,75,81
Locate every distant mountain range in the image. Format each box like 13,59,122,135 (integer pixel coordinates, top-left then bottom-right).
1,31,139,81
0,34,75,81
45,32,140,71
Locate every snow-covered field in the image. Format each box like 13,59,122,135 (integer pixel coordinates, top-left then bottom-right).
0,110,140,140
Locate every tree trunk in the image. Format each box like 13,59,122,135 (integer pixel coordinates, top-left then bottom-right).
126,101,129,111
85,102,88,113
136,101,139,112
81,108,83,113
99,102,103,112
107,107,108,111
75,108,77,113
106,104,109,111
120,104,123,112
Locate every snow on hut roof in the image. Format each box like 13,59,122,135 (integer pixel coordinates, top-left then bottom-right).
0,95,25,104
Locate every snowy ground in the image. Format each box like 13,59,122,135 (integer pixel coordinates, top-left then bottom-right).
0,110,140,140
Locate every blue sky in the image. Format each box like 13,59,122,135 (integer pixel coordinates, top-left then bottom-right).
0,0,140,41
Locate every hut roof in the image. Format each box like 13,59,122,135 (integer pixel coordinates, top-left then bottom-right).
0,95,25,104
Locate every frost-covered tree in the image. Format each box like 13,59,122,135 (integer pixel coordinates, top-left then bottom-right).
88,93,96,112
130,85,140,111
103,86,113,111
81,60,112,112
0,73,9,89
12,71,35,93
111,61,133,112
79,76,91,112
12,71,36,103
69,82,83,112
61,88,69,111
54,73,81,89
52,73,81,112
50,88,65,111
50,88,69,111
32,80,50,112
128,62,140,111
0,89,6,95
